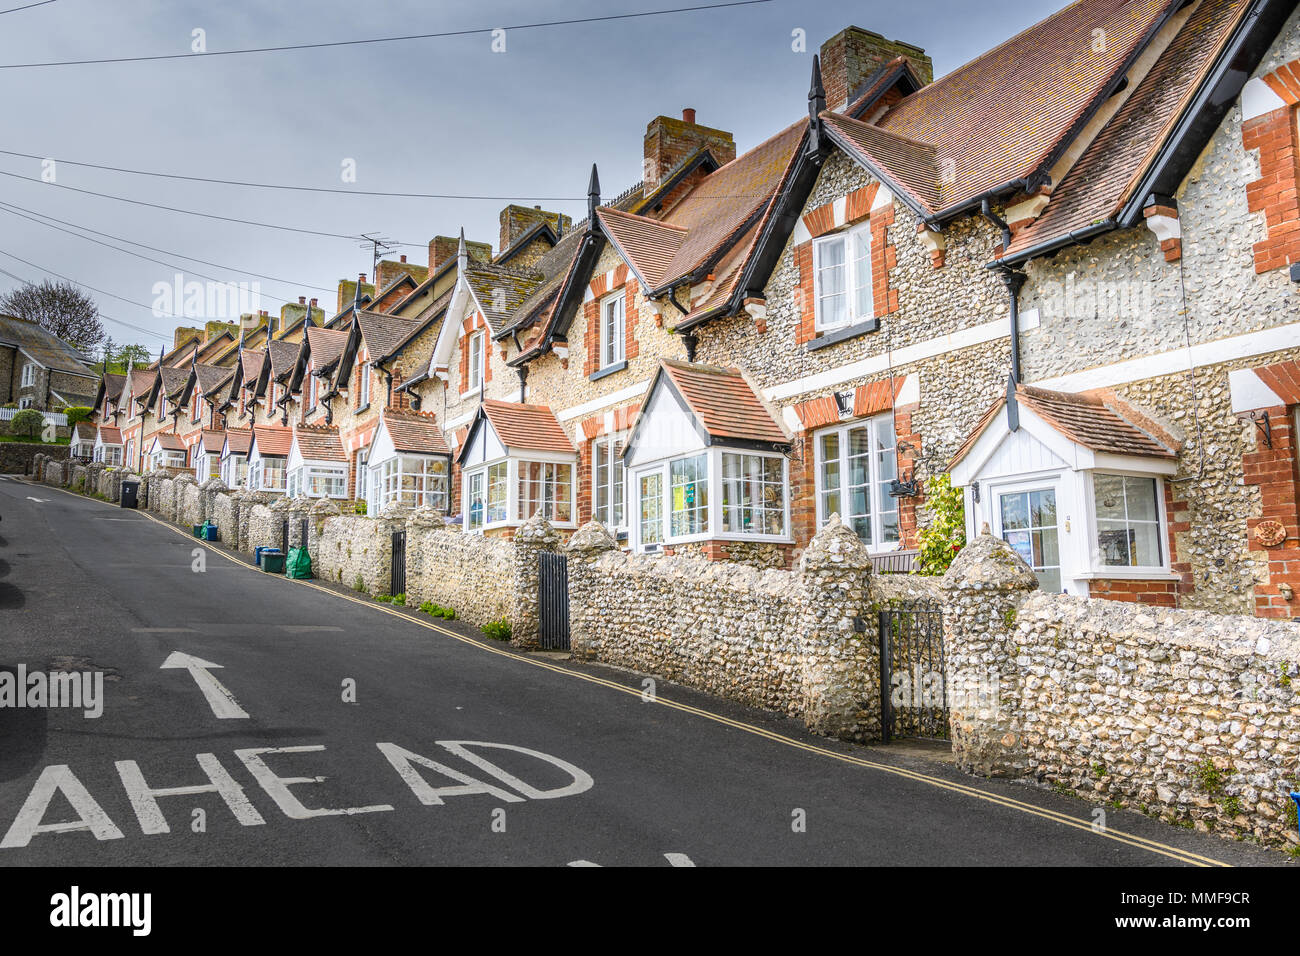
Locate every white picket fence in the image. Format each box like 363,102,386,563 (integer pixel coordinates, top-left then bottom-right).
0,407,68,426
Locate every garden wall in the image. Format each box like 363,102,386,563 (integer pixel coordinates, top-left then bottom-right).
943,534,1300,848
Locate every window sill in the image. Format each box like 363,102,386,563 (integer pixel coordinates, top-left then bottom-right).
589,360,627,382
1076,569,1180,581
354,402,370,415
806,318,880,352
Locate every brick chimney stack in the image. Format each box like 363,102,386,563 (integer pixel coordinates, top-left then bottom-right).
498,205,574,256
643,109,736,193
819,26,933,113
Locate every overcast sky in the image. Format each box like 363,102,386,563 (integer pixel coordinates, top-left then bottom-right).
0,0,1065,352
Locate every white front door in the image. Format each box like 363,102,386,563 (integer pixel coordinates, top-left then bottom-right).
995,485,1061,592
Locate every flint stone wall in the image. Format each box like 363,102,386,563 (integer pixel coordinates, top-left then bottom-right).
566,515,883,741
944,534,1300,847
311,513,395,595
404,515,516,627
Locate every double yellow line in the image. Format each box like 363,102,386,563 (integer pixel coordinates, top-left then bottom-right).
41,480,1229,866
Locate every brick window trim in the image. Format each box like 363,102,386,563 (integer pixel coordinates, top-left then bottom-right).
1243,62,1300,275
458,315,489,396
795,182,898,346
583,264,633,377
1239,363,1300,617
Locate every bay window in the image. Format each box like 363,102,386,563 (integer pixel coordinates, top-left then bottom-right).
252,456,286,492
815,415,900,551
593,435,626,531
518,460,573,523
630,448,789,552
1092,473,1163,569
223,454,248,488
721,453,786,536
813,222,872,331
379,455,449,510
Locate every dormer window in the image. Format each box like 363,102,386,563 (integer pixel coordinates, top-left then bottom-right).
813,222,872,331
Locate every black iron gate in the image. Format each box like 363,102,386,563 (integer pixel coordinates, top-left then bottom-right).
280,519,289,556
390,530,406,597
538,551,570,650
879,600,949,742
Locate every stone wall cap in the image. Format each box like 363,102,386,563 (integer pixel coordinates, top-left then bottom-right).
566,520,617,554
941,533,1039,591
799,513,873,573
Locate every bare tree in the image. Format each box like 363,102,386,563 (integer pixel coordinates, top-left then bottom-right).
0,279,106,350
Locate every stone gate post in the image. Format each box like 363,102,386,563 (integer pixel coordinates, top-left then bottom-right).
940,533,1039,776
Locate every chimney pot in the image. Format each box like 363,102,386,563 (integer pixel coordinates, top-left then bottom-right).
682,108,696,124
359,273,366,285
399,254,406,263
298,296,306,305
310,298,318,307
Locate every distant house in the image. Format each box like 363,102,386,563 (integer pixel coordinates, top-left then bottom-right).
0,313,98,411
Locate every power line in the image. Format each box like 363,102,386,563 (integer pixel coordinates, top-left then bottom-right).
0,197,336,295
0,167,364,241
0,243,256,336
0,0,57,15
0,258,172,344
0,147,586,201
0,1,772,69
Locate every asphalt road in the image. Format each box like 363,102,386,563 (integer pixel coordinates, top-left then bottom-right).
0,476,1286,867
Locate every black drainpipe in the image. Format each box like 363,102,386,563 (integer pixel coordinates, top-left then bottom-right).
980,200,1027,383
517,364,528,403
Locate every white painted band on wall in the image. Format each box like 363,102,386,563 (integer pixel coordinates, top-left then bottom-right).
1032,318,1300,394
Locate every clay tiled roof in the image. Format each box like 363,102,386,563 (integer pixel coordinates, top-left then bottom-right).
463,266,545,334
73,421,96,441
96,425,122,444
948,383,1179,469
222,428,252,455
194,363,230,395
383,411,450,455
869,0,1178,211
480,400,574,455
293,426,346,462
128,368,155,407
822,113,942,211
240,349,265,380
150,431,185,451
266,340,300,379
251,425,292,457
656,120,805,286
1006,0,1247,256
305,326,349,370
596,208,688,288
100,373,125,402
660,359,788,446
356,310,418,360
200,429,225,453
157,365,190,399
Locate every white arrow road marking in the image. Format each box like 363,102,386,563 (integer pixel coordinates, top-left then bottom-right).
25,496,48,503
568,853,695,867
160,652,248,719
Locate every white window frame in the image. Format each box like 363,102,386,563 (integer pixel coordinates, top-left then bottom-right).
812,221,873,332
357,362,370,408
592,433,627,532
103,446,123,467
20,363,36,388
196,452,220,482
813,414,900,552
516,459,575,525
17,397,32,409
379,455,449,511
1083,470,1171,578
461,455,576,533
988,474,1064,593
629,447,790,553
253,455,286,492
467,330,485,394
599,291,625,370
